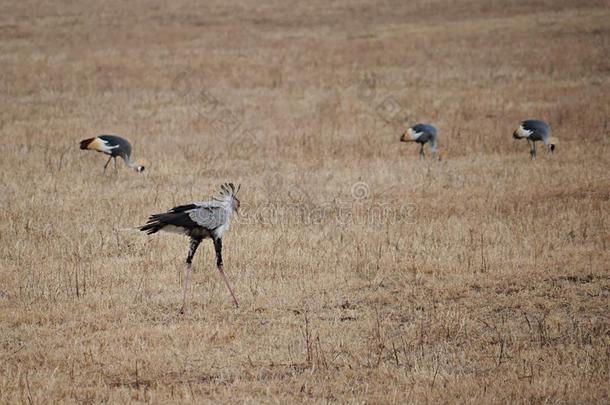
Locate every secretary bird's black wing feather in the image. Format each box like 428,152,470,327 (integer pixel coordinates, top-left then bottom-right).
139,203,225,235
139,210,199,235
169,204,199,213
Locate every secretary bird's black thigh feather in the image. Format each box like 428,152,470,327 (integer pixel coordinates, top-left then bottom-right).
213,238,223,267
186,237,202,264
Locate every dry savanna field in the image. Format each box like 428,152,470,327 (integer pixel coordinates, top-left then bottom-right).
1,0,609,403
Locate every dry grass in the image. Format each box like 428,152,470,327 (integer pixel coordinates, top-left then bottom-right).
1,0,609,403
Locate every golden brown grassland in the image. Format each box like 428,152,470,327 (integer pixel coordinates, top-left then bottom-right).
1,0,609,403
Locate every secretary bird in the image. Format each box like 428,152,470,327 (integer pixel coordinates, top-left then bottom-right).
400,123,439,160
140,183,241,312
512,120,557,159
80,135,145,172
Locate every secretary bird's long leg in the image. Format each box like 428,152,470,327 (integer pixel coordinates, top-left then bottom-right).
180,237,202,314
180,263,192,314
113,156,118,172
103,156,112,172
213,238,239,308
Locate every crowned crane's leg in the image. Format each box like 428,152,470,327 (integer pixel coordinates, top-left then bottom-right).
532,141,536,159
180,237,202,314
103,156,112,172
113,156,118,172
419,143,425,160
213,237,239,308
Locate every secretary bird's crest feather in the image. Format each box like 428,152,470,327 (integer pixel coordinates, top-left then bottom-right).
214,183,240,202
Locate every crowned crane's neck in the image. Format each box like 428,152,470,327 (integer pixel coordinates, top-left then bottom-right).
124,157,142,172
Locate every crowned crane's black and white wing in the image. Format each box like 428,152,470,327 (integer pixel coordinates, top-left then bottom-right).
80,134,144,172
410,124,437,141
512,120,556,159
400,123,439,159
403,123,438,145
80,135,132,157
513,120,550,142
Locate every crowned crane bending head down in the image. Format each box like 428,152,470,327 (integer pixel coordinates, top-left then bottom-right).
512,120,557,160
400,123,439,160
140,183,241,313
80,135,145,173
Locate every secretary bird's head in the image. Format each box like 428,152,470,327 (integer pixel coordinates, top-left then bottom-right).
217,183,241,214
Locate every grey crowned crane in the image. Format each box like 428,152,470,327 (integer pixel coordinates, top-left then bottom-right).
400,123,439,160
80,135,145,172
512,120,557,159
140,183,241,313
